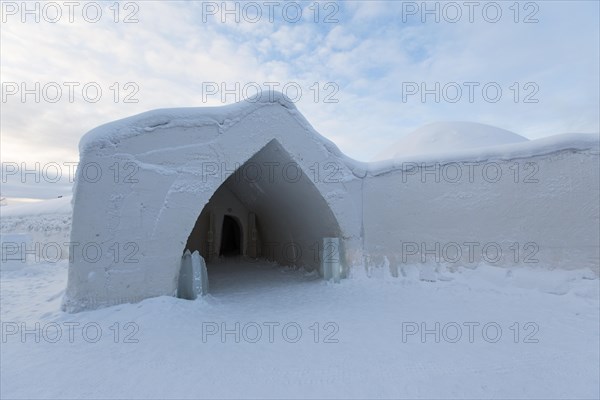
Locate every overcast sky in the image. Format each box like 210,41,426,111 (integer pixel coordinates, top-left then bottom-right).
1,0,599,199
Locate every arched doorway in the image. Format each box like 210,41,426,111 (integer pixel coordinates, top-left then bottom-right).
183,139,343,294
219,215,242,256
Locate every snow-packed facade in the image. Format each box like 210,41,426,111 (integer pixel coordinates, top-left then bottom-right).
63,92,600,312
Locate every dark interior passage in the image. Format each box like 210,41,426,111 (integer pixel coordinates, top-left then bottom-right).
184,139,342,272
219,215,241,256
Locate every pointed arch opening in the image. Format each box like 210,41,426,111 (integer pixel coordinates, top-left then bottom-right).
183,139,343,293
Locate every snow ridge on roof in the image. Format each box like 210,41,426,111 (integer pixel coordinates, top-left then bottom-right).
79,91,599,178
79,91,297,154
368,133,599,176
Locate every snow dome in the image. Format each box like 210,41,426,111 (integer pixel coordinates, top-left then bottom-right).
374,121,529,160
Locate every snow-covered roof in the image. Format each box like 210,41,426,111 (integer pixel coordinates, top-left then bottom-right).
368,133,599,176
79,91,600,178
80,91,295,153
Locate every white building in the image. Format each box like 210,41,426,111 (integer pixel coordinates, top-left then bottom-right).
63,92,600,312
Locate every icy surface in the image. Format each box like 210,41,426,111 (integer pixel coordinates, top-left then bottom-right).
177,250,208,299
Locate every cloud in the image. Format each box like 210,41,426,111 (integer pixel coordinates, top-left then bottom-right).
1,0,598,198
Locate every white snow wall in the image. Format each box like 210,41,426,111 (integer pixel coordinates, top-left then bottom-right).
363,148,600,274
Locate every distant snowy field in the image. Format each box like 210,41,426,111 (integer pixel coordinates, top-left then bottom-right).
1,199,599,399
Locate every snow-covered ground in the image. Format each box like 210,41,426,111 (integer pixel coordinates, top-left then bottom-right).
1,256,598,399
1,196,72,265
2,146,599,399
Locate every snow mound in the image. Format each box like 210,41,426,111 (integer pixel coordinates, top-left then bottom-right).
375,121,529,160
